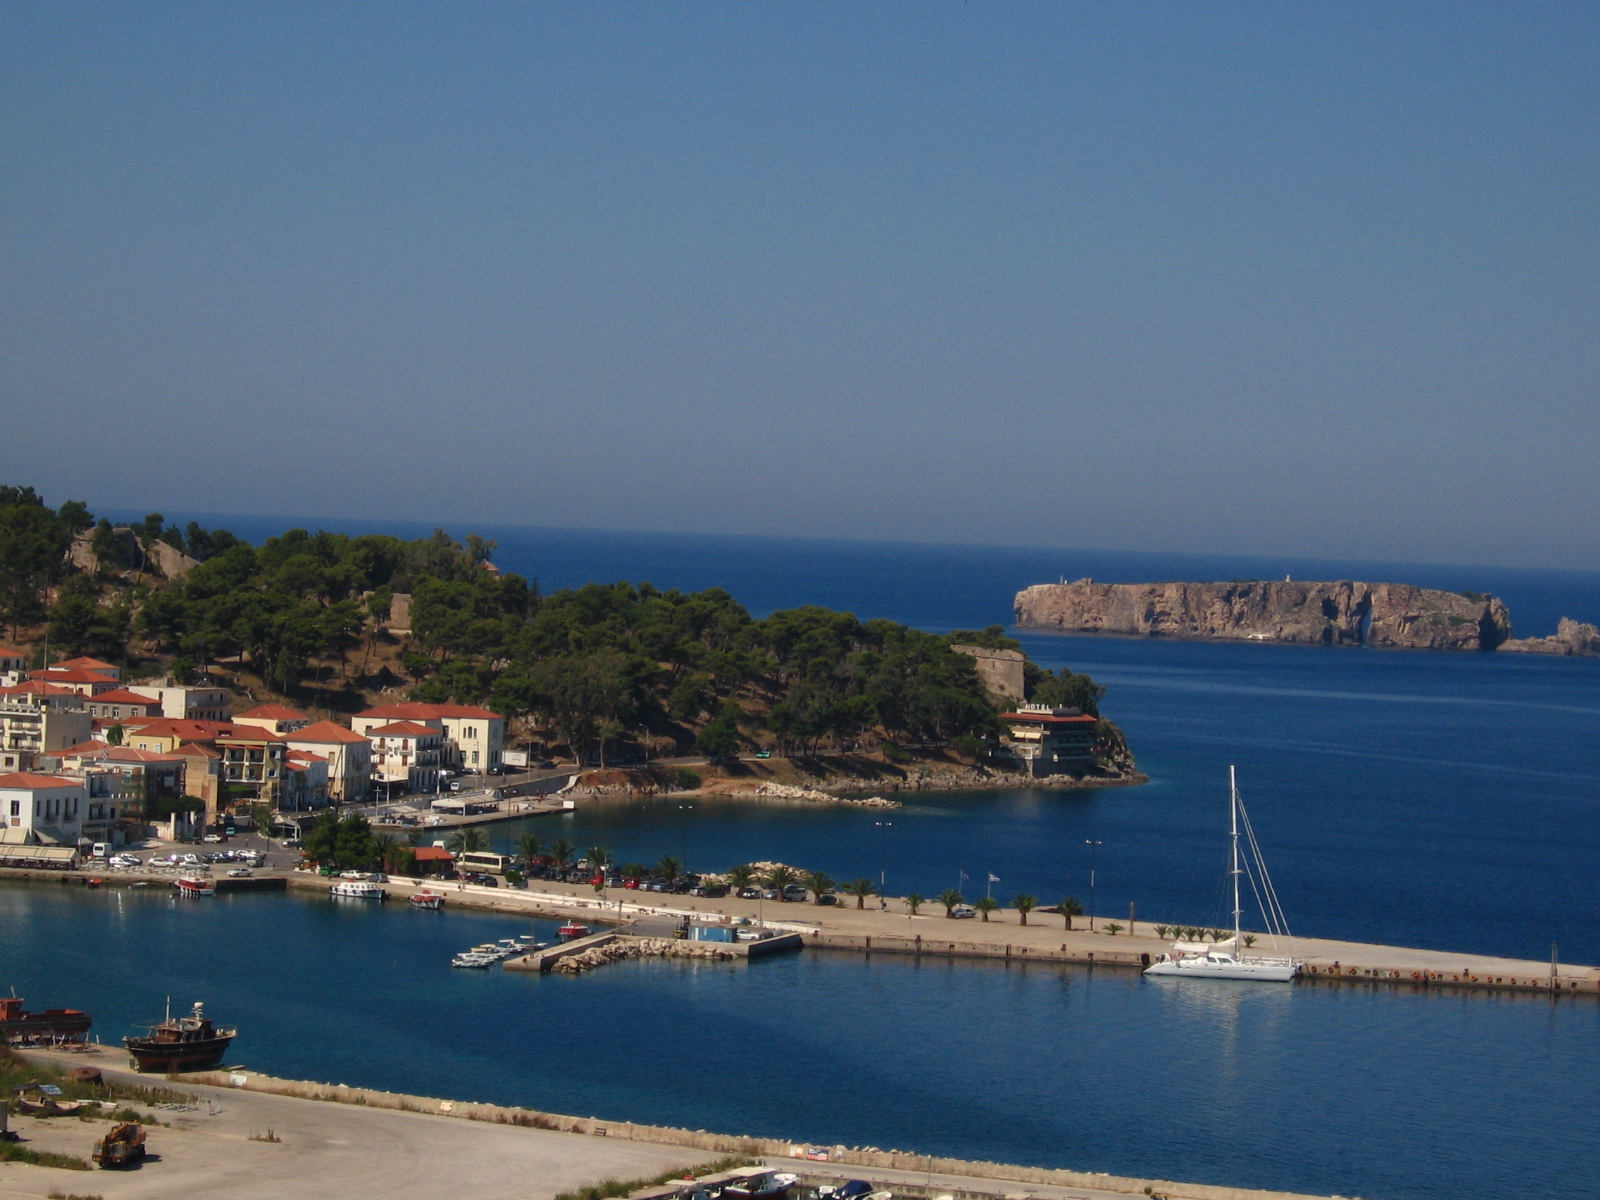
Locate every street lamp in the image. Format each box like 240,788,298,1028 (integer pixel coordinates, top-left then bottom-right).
875,821,893,900
1085,839,1103,932
677,803,692,876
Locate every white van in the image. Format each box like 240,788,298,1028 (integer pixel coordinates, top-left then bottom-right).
91,842,112,860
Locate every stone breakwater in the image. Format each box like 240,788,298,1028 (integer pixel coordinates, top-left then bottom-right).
747,782,900,808
1016,579,1513,651
550,936,736,973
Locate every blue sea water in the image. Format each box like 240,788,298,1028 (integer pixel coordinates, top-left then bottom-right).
49,514,1600,1197
2,884,1596,1200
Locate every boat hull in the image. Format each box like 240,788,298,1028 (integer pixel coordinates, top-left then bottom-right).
1144,958,1298,982
124,1033,235,1073
0,1006,93,1043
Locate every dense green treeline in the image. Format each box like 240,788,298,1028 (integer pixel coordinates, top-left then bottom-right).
0,485,1113,766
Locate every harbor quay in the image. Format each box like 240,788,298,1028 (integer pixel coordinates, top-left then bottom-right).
5,862,1594,996
13,1046,1339,1200
285,870,1600,998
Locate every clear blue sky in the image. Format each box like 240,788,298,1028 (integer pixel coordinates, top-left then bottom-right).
3,3,1596,568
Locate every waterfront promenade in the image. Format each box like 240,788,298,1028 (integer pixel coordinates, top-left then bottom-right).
289,871,1600,997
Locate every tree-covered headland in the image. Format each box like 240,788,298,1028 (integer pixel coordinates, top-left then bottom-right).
0,484,1126,772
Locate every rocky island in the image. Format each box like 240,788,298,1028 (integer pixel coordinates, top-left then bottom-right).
1014,579,1514,651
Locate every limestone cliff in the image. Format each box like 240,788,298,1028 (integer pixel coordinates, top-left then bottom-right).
1499,618,1600,657
1014,580,1513,651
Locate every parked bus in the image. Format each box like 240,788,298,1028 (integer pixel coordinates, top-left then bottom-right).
456,852,514,876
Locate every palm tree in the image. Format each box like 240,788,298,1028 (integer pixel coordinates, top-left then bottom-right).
447,827,488,855
937,888,965,918
803,871,835,902
657,854,681,883
726,864,756,893
587,846,611,875
763,865,798,896
904,892,925,916
1058,896,1084,930
1012,893,1038,926
975,896,999,922
515,833,543,867
842,878,877,909
622,861,649,885
550,838,574,872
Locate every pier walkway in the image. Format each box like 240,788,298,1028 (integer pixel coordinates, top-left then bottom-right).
324,873,1600,998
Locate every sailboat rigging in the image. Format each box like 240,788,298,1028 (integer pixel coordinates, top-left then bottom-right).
1143,766,1301,982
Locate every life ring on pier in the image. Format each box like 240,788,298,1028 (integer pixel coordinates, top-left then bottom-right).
1347,967,1358,976
1411,971,1421,981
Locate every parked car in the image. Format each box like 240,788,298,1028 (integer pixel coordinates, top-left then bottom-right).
816,893,839,905
739,886,762,900
781,884,809,902
951,904,977,919
202,834,223,843
754,750,772,759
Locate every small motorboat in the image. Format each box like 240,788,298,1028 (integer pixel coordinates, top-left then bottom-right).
410,892,446,911
329,880,386,899
557,922,591,940
173,877,214,897
721,1169,800,1200
451,952,497,969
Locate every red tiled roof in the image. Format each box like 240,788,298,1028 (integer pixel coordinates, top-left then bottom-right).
367,721,438,737
53,739,113,756
1000,711,1098,725
56,657,118,671
0,772,82,790
0,644,28,659
286,750,328,764
413,846,454,861
237,703,309,720
286,720,370,745
120,717,248,743
88,688,163,707
215,727,286,743
28,668,117,683
357,702,502,721
169,743,220,759
0,681,76,697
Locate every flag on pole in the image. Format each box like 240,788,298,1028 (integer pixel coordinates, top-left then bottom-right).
959,871,969,881
987,873,1000,883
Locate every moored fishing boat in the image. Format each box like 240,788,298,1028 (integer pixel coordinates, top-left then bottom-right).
557,921,591,940
124,1000,236,1073
410,891,445,910
173,876,214,897
0,994,93,1043
329,880,386,899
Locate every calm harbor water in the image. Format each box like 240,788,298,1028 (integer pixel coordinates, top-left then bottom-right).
43,518,1600,1196
2,883,1595,1200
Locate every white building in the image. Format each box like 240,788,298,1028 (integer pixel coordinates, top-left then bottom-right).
352,703,504,774
0,772,86,846
0,686,92,773
126,684,230,722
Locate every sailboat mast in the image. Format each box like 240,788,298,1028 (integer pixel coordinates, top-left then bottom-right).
1229,765,1242,944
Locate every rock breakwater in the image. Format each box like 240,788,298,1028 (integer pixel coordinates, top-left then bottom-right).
1015,579,1513,651
551,937,736,973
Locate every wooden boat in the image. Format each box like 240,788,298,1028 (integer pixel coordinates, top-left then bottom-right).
124,1000,235,1073
409,891,445,910
173,876,214,897
0,994,92,1043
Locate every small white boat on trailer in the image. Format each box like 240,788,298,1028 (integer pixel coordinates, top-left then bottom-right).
1144,766,1301,983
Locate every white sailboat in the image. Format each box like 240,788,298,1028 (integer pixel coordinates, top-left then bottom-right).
1144,766,1301,982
